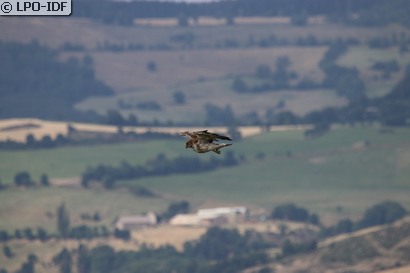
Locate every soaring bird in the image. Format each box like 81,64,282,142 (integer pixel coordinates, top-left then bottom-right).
180,130,232,154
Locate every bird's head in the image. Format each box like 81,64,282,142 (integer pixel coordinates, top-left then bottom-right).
185,139,194,149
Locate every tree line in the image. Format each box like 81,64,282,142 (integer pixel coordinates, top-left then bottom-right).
81,152,239,189
72,0,380,26
46,227,274,273
0,124,179,151
0,172,49,189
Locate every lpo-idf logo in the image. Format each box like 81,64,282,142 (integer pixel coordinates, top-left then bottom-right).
1,0,71,15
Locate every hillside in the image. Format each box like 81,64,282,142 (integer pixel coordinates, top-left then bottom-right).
2,17,410,124
259,217,410,273
2,9,410,273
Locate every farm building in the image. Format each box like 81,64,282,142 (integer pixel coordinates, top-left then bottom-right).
115,212,157,230
170,214,202,226
197,206,248,219
170,206,248,226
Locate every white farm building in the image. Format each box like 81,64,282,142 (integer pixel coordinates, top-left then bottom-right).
170,206,248,226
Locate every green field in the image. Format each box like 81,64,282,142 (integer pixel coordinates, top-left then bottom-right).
1,126,410,228
0,140,183,184
121,127,410,223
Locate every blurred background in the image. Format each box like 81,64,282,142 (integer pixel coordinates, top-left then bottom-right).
1,0,410,272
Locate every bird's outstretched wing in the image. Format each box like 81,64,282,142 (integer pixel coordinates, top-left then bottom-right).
193,130,232,143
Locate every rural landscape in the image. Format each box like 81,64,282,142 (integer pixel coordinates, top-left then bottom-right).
1,0,410,272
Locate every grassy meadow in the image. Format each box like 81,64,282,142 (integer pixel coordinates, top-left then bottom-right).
0,140,183,184
121,126,410,223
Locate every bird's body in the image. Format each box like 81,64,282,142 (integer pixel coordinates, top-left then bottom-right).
191,141,232,154
180,130,232,154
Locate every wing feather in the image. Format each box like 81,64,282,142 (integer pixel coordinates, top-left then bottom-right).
193,130,232,142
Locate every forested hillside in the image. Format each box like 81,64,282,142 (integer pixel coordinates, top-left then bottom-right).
0,41,113,121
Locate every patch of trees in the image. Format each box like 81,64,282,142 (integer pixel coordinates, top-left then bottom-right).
318,41,366,103
2,171,51,188
81,152,239,189
320,201,407,238
373,65,410,126
160,201,190,221
231,56,303,94
0,227,50,242
52,227,274,273
307,61,410,128
56,203,109,240
371,60,400,79
14,254,37,273
354,0,410,28
204,103,236,126
95,41,146,52
0,41,113,121
0,133,69,150
271,203,321,225
70,33,364,53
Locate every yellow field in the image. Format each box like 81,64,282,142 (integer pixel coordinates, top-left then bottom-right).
131,225,207,250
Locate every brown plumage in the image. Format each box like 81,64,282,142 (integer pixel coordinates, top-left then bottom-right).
180,130,232,154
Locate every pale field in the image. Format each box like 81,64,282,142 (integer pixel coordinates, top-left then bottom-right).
67,46,348,123
136,16,326,27
130,220,319,251
131,225,207,250
135,16,293,27
62,47,326,92
0,118,309,142
338,46,410,98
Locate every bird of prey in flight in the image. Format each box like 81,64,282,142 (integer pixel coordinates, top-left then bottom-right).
180,130,232,154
